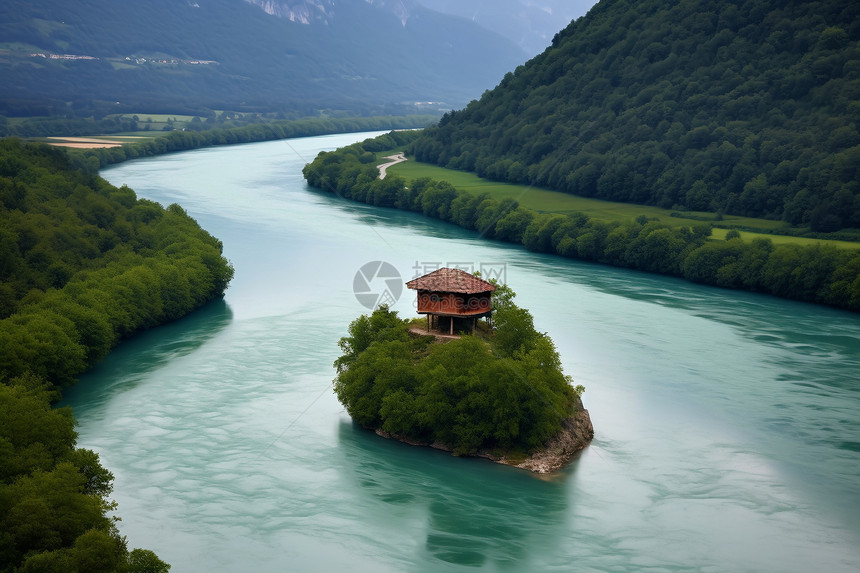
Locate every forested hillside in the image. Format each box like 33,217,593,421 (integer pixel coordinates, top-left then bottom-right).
411,0,860,232
0,140,233,571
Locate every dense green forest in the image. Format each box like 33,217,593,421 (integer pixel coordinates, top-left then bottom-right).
335,294,584,455
0,116,140,138
304,132,860,312
1,139,234,571
410,0,860,232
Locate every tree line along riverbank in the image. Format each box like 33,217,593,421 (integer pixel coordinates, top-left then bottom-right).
54,115,438,174
303,131,860,313
0,138,236,571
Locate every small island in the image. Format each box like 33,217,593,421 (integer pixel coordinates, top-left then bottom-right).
334,268,593,474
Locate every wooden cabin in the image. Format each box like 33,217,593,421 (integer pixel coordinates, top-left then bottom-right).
406,268,496,335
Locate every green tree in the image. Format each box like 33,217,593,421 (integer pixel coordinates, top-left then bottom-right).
126,548,171,573
494,208,535,243
492,305,541,357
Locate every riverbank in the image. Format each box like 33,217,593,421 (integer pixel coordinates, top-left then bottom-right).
61,115,437,174
374,398,594,474
303,132,860,313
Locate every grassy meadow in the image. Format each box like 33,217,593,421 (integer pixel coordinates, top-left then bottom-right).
386,157,860,250
120,113,199,131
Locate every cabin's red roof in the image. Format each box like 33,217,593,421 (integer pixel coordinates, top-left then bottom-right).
406,268,497,294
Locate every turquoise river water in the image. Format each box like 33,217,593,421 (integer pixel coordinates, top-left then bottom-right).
63,132,860,572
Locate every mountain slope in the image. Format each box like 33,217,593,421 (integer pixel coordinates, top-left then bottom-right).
410,0,860,232
416,0,596,55
0,0,525,115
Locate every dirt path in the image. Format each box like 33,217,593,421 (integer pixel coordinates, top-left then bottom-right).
407,325,461,341
376,153,407,179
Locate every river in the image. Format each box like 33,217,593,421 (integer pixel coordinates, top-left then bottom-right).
63,132,860,572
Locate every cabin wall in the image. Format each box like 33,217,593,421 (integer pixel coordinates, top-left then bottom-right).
416,290,492,315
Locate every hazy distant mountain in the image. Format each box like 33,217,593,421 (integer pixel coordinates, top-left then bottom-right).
416,0,597,55
0,0,526,116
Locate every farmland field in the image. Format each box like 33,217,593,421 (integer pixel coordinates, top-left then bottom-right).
43,135,159,148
